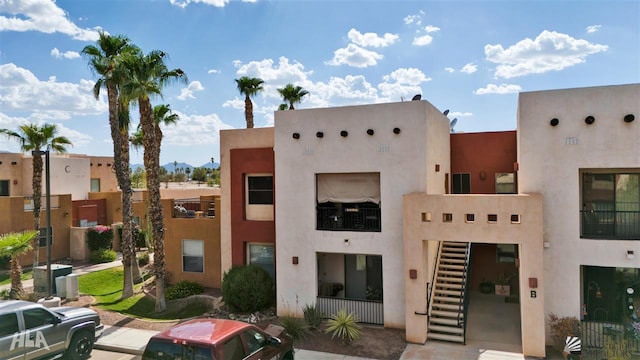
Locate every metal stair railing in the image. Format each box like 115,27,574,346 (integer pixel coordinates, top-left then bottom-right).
426,241,443,320
458,242,472,344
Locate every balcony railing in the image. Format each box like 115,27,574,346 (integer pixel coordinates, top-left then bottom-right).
23,196,60,211
317,207,381,232
316,296,383,325
581,210,640,239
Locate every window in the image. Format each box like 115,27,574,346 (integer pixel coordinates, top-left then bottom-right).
316,173,381,232
582,265,640,323
221,335,246,360
452,173,470,194
90,178,100,192
247,244,274,281
343,254,383,301
496,173,516,194
0,180,8,196
182,240,204,273
23,308,56,329
247,176,273,205
0,313,19,337
241,329,266,355
581,172,640,239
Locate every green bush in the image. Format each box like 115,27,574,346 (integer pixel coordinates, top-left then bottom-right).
117,225,147,250
303,303,324,329
137,252,150,266
325,309,361,344
221,265,274,313
87,225,113,251
89,249,117,264
166,280,204,300
279,316,309,341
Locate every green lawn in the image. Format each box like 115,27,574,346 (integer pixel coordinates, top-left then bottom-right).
0,269,32,286
78,266,208,320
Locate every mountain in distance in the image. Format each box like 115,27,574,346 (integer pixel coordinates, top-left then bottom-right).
130,161,219,173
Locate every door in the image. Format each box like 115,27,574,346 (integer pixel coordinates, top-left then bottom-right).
22,308,65,359
0,312,23,360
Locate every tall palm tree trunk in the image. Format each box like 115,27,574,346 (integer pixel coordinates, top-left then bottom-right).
31,155,43,267
10,257,23,299
106,83,134,299
244,95,254,128
140,98,167,312
119,124,141,284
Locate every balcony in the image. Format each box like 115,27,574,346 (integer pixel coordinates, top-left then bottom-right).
173,198,215,219
581,210,640,240
316,206,381,232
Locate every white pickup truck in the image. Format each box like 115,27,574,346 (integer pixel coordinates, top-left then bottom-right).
0,300,104,360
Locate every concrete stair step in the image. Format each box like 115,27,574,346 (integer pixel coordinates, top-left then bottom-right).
433,289,462,296
433,296,462,304
431,309,463,318
432,303,462,311
436,275,463,283
439,258,466,264
435,282,463,289
427,332,465,343
442,247,467,253
443,242,468,248
439,264,465,270
437,270,463,277
440,252,466,258
429,324,463,335
430,317,461,326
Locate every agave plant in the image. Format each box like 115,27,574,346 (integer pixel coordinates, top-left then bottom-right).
325,309,361,344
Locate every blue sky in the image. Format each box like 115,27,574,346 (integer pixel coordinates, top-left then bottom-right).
1,0,638,167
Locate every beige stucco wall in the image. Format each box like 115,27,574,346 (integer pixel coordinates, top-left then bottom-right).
403,193,545,357
518,84,640,338
89,156,118,192
0,153,25,196
219,128,275,277
273,100,450,327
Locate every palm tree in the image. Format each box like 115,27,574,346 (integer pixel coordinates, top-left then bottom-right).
122,50,187,312
235,76,264,128
277,83,309,110
0,231,38,298
0,124,71,267
82,31,140,299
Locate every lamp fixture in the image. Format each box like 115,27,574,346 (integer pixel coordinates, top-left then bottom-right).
585,115,595,125
588,281,602,299
624,114,635,123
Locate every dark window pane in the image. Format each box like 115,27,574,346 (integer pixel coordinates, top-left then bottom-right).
222,336,246,360
248,176,273,205
183,256,203,273
0,313,19,337
23,308,54,329
452,174,470,194
143,340,184,359
0,180,9,196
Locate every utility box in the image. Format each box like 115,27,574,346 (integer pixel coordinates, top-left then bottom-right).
33,264,72,294
55,276,67,298
66,274,79,301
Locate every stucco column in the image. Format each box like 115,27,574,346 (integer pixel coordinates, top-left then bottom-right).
519,240,546,357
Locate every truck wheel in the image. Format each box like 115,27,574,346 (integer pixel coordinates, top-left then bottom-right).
64,331,94,360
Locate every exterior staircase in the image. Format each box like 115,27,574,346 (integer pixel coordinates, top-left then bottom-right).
427,241,471,344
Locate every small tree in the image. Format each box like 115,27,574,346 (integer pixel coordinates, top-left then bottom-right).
0,231,38,298
221,265,274,313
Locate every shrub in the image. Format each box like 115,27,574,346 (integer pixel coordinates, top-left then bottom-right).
166,280,205,300
303,303,324,329
137,252,150,266
548,313,581,352
87,225,113,251
221,265,274,313
279,316,309,341
325,309,361,344
89,249,117,264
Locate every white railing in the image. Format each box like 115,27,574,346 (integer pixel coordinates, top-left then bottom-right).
316,297,383,325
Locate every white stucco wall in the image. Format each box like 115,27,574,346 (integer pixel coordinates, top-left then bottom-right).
274,100,450,327
21,155,91,200
517,84,640,325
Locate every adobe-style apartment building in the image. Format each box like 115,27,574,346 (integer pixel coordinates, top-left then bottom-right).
221,83,639,357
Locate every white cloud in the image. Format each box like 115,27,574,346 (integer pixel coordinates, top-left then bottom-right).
413,34,434,46
586,25,601,34
0,63,107,116
474,83,522,95
222,97,244,110
0,0,100,41
485,30,608,79
450,111,473,117
177,81,204,100
160,110,234,146
325,44,383,68
444,67,455,73
50,48,80,59
208,69,220,74
460,63,477,74
169,0,229,8
424,25,440,33
234,56,312,84
347,28,399,48
378,67,431,99
403,10,424,26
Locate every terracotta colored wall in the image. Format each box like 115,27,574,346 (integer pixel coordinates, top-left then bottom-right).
469,243,519,292
230,148,275,266
450,131,517,194
163,197,221,288
72,199,107,226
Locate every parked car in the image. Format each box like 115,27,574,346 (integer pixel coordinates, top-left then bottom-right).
142,318,294,360
0,299,104,360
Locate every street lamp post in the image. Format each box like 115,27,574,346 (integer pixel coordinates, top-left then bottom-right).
33,150,52,298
